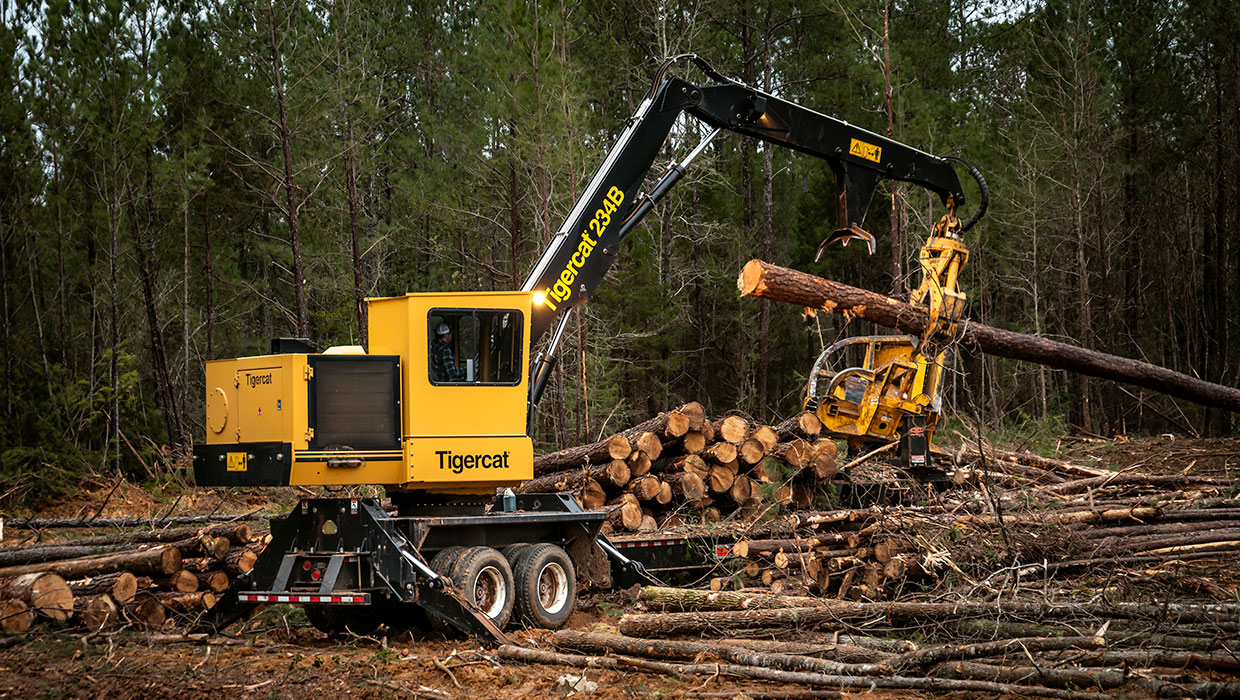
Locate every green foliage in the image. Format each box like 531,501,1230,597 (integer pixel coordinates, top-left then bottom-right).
2,0,1235,488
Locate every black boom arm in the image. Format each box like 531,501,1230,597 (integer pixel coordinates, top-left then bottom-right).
523,55,971,412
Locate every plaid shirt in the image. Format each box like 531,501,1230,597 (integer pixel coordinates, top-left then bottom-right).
431,338,465,382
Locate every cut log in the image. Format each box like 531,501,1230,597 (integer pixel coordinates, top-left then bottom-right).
177,534,230,560
673,455,711,480
533,433,633,475
665,473,706,502
654,480,673,506
680,431,707,455
157,590,216,613
751,425,779,452
662,412,691,439
498,644,1109,700
775,412,822,441
708,466,735,494
702,442,738,464
0,572,74,621
68,571,138,604
223,548,258,577
634,432,663,461
728,474,753,504
195,571,230,593
75,594,119,629
517,460,630,493
3,514,270,530
124,592,166,627
619,598,1240,637
777,440,815,469
605,501,644,532
713,416,751,444
737,438,766,465
677,402,706,430
155,570,200,593
628,475,662,501
626,451,652,478
550,630,884,676
638,513,659,532
0,599,32,634
699,506,722,524
0,546,181,580
739,259,1240,412
578,478,608,509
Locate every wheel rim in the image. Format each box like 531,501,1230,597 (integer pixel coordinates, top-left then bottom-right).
537,561,569,615
473,565,507,618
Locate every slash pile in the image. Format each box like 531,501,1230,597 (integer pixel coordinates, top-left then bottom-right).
525,403,838,533
504,432,1240,698
0,520,268,634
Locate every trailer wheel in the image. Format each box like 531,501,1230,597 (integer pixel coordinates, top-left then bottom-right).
304,603,384,636
450,546,514,628
502,543,532,567
429,546,467,577
512,544,575,629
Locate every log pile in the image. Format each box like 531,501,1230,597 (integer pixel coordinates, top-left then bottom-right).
0,521,267,633
526,403,839,533
501,436,1240,696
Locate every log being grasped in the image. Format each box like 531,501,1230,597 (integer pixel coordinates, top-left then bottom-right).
738,259,1240,412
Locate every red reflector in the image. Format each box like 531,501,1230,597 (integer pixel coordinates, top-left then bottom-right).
302,560,312,570
310,569,321,581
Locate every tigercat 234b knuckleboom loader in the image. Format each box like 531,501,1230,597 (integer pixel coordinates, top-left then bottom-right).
193,55,987,642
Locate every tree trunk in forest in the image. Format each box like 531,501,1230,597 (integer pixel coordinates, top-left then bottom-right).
345,113,367,348
738,260,1240,411
267,0,308,337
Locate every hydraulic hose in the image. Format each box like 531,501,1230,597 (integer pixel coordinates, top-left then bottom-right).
947,156,989,234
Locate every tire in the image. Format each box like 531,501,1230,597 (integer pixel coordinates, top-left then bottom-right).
429,546,467,576
512,543,576,629
427,546,470,635
304,603,384,636
454,547,515,628
502,543,532,567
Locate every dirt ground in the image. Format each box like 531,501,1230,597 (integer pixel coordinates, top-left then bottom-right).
1,435,1236,699
0,606,893,700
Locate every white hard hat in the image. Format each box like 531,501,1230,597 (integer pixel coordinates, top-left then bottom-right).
436,323,451,336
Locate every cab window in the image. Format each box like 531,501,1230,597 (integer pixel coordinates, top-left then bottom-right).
428,309,523,385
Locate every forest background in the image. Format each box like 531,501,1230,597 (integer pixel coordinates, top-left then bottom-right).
1,0,1236,504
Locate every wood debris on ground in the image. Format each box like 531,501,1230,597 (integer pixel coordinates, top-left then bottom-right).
0,521,268,633
503,421,1240,698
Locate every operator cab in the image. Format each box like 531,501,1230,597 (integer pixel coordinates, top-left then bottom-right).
193,291,536,494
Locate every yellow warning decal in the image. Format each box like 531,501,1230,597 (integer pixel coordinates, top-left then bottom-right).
849,138,882,163
227,452,247,472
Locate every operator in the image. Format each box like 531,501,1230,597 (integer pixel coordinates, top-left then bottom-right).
431,323,466,382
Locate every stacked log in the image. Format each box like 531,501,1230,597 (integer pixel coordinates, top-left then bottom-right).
526,403,840,533
0,521,266,633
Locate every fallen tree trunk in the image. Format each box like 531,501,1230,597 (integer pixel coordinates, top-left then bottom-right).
619,596,1240,637
738,259,1240,412
550,630,885,675
68,571,138,604
0,546,181,580
532,433,632,475
884,635,1104,672
496,645,1110,700
4,513,269,530
518,459,631,493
